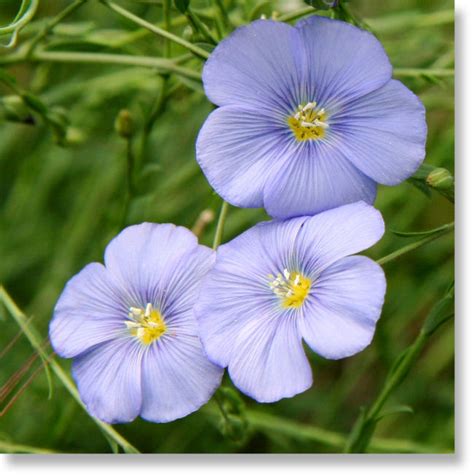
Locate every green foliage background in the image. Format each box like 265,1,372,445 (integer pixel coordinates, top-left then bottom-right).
0,0,454,453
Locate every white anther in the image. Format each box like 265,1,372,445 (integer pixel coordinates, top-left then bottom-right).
302,101,317,112
129,307,142,317
145,303,152,318
125,320,140,329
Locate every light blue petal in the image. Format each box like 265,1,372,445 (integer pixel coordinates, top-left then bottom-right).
140,334,223,423
195,217,307,367
196,106,291,208
332,79,427,185
300,256,386,359
50,263,127,358
296,16,392,107
263,142,377,219
228,312,312,403
202,20,304,111
104,223,201,308
295,202,384,277
72,337,144,424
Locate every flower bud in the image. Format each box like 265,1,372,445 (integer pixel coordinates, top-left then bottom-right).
426,167,454,191
115,109,134,139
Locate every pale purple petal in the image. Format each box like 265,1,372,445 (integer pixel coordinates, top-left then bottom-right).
295,201,384,277
332,79,427,185
72,338,144,424
195,217,306,367
300,256,386,359
263,141,377,219
50,263,126,358
296,16,392,107
196,106,291,208
140,334,223,423
203,20,305,111
228,312,312,403
104,223,199,307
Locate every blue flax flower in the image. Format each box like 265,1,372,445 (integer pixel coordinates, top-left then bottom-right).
50,223,223,424
195,202,386,402
196,16,426,219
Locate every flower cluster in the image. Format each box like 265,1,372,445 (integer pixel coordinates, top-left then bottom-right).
50,15,425,423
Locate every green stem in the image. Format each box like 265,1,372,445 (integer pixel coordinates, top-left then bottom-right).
344,288,454,453
138,76,168,170
0,439,56,454
213,0,230,37
26,0,87,56
213,391,231,424
367,334,427,421
212,201,229,250
185,10,218,45
101,0,210,60
377,223,454,266
0,50,202,82
393,68,454,78
120,137,135,228
0,0,39,35
0,286,140,454
204,407,448,453
366,9,454,33
163,0,172,58
277,7,314,23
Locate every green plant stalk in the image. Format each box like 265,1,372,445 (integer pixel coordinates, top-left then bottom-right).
100,0,210,60
120,137,135,228
367,334,427,421
344,335,430,453
344,287,454,453
366,9,454,34
0,439,56,454
185,10,218,45
277,6,315,23
0,0,39,35
0,50,202,81
0,286,140,454
163,0,172,58
213,0,230,37
212,201,229,250
377,223,454,266
204,406,448,453
137,76,169,172
393,68,454,78
26,0,88,56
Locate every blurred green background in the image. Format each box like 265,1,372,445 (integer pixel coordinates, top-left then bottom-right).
0,0,454,453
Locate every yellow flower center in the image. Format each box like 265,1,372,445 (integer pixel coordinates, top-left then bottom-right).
125,303,167,345
288,101,328,141
268,269,311,309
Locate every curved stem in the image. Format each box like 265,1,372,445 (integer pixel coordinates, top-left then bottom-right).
377,222,454,266
212,201,229,250
101,0,210,60
26,0,88,56
393,68,454,78
0,50,202,82
0,0,39,35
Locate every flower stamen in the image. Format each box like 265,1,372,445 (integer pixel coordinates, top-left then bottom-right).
125,303,167,345
288,102,328,141
268,269,311,308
